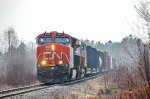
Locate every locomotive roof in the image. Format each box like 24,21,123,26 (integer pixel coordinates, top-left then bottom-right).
36,31,72,39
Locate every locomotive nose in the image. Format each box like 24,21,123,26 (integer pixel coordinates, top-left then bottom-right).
37,43,70,67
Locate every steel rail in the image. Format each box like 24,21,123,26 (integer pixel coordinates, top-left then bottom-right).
0,74,101,98
0,83,50,98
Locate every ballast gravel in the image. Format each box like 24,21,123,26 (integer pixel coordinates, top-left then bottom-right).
5,77,102,99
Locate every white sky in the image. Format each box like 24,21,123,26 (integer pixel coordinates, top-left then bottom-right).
0,0,137,43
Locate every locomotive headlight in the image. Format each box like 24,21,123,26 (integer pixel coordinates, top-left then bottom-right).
59,60,63,65
51,44,55,51
41,60,46,65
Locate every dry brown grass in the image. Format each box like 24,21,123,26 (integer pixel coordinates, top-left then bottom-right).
47,91,103,99
120,84,150,99
0,84,13,91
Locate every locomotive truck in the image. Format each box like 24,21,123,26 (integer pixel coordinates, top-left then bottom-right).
36,31,115,83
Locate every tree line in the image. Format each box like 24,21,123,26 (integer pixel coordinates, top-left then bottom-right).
0,27,36,87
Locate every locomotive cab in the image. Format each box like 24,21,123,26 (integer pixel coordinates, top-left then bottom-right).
37,32,70,46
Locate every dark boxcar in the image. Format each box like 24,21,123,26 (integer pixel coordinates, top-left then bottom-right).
92,48,97,68
86,46,93,74
92,48,97,73
96,51,100,72
86,46,98,74
86,46,93,69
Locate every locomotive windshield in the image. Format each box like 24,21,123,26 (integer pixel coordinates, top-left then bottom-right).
54,37,70,45
38,37,52,45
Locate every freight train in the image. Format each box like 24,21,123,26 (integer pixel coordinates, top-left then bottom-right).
36,31,116,83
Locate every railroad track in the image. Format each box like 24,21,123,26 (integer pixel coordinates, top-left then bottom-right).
0,83,52,98
0,74,101,98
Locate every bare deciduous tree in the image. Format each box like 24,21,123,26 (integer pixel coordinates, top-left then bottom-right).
134,0,150,38
134,0,150,97
3,27,18,51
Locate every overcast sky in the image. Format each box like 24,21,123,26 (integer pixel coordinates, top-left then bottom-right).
0,0,137,43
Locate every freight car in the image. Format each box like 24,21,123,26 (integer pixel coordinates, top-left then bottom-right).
36,31,114,83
